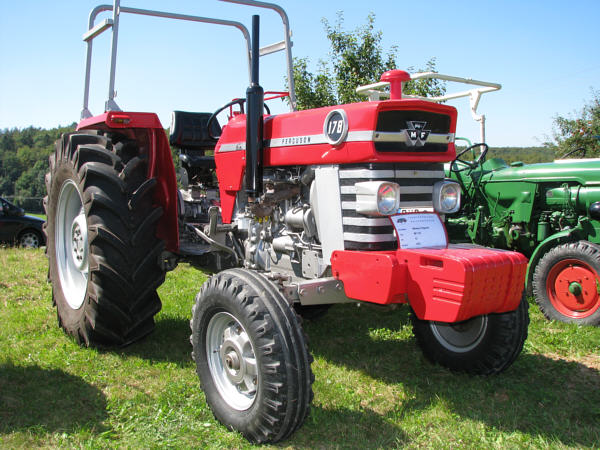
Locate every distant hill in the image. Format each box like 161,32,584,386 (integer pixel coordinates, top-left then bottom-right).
487,146,555,164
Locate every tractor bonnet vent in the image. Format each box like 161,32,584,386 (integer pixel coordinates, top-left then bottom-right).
375,110,452,153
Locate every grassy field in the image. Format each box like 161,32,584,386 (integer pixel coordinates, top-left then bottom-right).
0,247,598,449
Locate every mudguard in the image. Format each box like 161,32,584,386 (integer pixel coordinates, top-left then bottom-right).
78,111,179,252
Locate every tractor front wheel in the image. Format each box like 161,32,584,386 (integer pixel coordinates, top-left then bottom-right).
532,241,600,326
191,268,313,443
410,294,529,375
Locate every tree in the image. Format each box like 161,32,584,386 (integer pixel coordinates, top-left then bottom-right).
291,12,445,110
546,89,600,157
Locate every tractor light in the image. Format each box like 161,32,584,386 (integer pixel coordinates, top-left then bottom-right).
433,181,461,214
355,181,401,216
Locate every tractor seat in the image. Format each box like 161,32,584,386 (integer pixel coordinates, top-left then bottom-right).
169,111,221,151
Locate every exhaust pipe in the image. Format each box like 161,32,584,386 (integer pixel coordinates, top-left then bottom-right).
245,14,264,202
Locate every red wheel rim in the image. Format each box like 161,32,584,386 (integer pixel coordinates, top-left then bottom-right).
546,258,600,318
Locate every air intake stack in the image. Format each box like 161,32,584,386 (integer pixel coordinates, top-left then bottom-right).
245,14,264,201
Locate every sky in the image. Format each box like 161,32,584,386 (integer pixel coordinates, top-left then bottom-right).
1,0,599,147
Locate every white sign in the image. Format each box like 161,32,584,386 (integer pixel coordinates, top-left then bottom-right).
390,213,448,249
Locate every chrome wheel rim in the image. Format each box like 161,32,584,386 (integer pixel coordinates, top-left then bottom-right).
20,232,40,248
206,312,258,411
56,179,88,310
430,315,488,353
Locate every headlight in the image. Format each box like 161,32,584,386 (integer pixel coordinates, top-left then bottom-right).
433,180,461,213
355,181,400,216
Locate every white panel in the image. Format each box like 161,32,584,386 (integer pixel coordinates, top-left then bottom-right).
313,166,344,266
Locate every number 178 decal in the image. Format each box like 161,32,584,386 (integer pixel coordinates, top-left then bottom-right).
323,109,349,146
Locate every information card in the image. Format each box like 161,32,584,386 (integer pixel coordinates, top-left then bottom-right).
390,213,448,249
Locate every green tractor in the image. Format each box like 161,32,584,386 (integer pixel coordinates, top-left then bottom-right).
446,142,600,326
358,75,600,326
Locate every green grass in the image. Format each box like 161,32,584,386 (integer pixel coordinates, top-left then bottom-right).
1,248,599,449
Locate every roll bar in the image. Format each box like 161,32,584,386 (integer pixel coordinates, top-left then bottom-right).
356,72,501,144
81,0,296,120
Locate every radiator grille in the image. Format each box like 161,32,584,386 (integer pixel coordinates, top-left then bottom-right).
339,162,445,250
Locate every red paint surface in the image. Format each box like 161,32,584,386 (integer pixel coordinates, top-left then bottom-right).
78,112,179,252
331,245,527,322
215,99,458,223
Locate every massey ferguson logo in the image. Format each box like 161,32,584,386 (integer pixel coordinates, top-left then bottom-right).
405,121,430,146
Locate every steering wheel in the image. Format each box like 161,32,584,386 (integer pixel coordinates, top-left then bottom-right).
451,143,489,172
560,146,586,159
207,98,272,140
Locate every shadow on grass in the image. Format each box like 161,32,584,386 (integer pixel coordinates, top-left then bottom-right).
113,316,194,367
0,364,108,433
291,404,407,449
305,304,600,447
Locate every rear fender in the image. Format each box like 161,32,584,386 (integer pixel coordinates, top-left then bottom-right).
78,112,179,252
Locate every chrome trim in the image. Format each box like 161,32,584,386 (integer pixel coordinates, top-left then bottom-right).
341,185,433,195
343,232,396,243
339,169,395,179
323,109,349,146
342,217,391,226
395,169,445,178
346,130,375,142
218,142,246,152
373,131,454,144
343,200,433,210
219,128,453,153
267,134,324,147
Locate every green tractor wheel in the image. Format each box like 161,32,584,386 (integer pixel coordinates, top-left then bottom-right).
532,241,600,326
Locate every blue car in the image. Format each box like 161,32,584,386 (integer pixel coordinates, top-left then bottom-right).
0,197,45,248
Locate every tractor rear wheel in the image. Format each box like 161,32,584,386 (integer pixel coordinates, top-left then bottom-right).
191,268,313,443
45,131,166,347
532,241,600,326
410,293,529,375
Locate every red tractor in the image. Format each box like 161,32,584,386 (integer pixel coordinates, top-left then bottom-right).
45,0,529,443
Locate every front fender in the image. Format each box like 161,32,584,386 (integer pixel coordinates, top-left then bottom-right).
526,229,575,292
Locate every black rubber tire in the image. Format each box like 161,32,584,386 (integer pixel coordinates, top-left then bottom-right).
44,131,166,347
190,268,313,443
532,241,600,326
18,229,43,248
410,293,529,375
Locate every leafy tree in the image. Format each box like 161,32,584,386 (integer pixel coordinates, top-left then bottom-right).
0,124,75,211
546,89,600,157
0,152,22,196
290,12,445,110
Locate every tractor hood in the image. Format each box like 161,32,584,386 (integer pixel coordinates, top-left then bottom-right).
483,158,600,186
